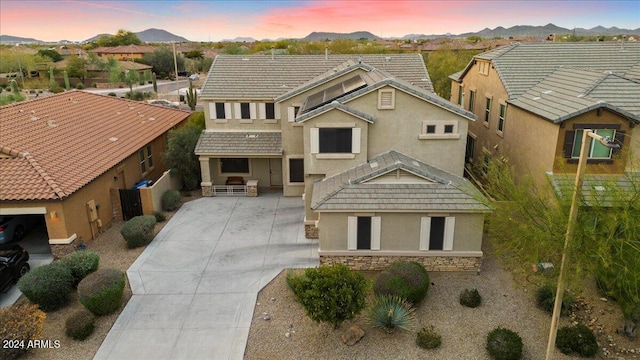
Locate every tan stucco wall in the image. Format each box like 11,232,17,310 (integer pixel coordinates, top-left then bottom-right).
318,212,484,252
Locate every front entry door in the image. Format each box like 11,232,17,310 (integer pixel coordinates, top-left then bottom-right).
269,158,283,187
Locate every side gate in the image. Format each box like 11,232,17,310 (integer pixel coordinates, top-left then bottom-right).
119,189,142,221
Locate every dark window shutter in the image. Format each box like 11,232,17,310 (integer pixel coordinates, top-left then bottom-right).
563,130,575,158
613,130,625,157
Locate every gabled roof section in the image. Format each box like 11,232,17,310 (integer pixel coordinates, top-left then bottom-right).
311,150,491,212
194,131,283,156
200,54,433,100
0,91,190,201
453,42,640,99
509,67,640,123
295,101,375,123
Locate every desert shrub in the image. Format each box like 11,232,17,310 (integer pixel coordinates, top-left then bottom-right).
486,327,523,360
154,211,167,222
65,309,95,340
107,92,116,96
368,294,415,332
0,304,46,360
78,269,125,316
60,250,99,285
75,83,84,89
373,261,430,305
460,288,482,308
161,190,181,211
286,264,369,328
556,323,598,357
536,285,573,315
120,215,157,248
416,325,442,349
17,262,74,311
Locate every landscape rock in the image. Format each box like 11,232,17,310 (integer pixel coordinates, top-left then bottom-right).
341,325,365,346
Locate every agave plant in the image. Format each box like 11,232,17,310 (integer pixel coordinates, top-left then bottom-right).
368,294,415,333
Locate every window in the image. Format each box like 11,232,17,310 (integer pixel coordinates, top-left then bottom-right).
484,97,491,125
240,103,250,119
215,103,225,119
138,149,146,174
347,216,381,250
139,145,153,174
419,121,459,140
146,145,153,168
571,129,616,159
497,104,506,133
265,103,275,119
289,158,304,183
468,90,476,112
378,89,395,109
478,61,490,75
220,158,250,174
319,128,352,153
457,85,464,106
287,106,300,122
419,216,455,251
465,135,475,164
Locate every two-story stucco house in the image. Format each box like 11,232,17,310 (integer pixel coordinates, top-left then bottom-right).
196,54,491,271
449,42,640,201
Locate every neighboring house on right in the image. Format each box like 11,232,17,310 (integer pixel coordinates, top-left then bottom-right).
449,42,640,200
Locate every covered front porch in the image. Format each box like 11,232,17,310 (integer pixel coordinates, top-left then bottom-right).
195,131,284,197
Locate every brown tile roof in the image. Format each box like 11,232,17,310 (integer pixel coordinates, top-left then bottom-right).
90,45,156,55
0,91,190,201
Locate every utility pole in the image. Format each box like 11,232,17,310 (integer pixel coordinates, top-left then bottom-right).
172,42,178,81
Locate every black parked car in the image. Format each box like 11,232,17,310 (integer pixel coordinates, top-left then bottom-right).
0,244,30,291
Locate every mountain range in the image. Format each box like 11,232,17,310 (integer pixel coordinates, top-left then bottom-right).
1,24,638,45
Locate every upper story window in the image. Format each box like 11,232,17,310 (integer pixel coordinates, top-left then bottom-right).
139,144,153,175
468,90,476,112
419,120,460,140
215,103,225,119
240,103,250,119
319,128,352,153
288,158,304,183
563,126,623,164
457,85,464,106
378,89,396,109
265,103,275,119
497,104,506,134
484,97,491,126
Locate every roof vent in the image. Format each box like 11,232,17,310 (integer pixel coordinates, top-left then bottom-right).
148,117,156,121
533,96,541,101
594,185,606,191
246,134,259,139
242,57,249,61
31,116,39,121
47,119,58,128
109,137,118,142
412,160,421,167
385,56,391,61
577,94,585,98
542,90,553,94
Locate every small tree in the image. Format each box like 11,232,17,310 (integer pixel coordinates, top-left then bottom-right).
162,121,203,190
286,264,369,328
186,80,198,111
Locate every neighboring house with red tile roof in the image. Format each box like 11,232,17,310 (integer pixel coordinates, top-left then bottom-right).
0,91,190,254
90,45,156,61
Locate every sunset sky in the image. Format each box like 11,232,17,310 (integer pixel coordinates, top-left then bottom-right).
1,0,638,42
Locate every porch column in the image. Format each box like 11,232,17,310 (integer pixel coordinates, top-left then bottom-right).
199,156,214,197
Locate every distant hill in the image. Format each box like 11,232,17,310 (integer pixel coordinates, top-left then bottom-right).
0,34,42,44
220,37,257,42
459,23,639,39
84,28,189,43
303,31,380,41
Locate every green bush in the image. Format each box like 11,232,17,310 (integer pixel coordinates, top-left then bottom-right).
536,285,573,315
120,215,157,248
287,264,369,328
416,325,442,349
460,288,482,308
556,323,598,357
60,250,99,285
65,309,95,340
367,294,415,332
154,211,167,222
161,190,181,211
75,83,84,89
486,327,523,360
373,261,430,305
107,92,116,96
18,262,74,311
78,269,125,316
0,304,46,360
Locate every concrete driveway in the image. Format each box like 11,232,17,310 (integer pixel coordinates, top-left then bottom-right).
94,194,317,360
